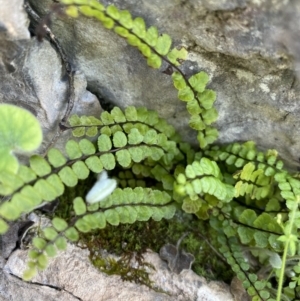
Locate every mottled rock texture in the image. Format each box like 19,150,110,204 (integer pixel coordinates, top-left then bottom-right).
4,243,234,301
27,0,300,170
0,0,101,153
1,0,300,300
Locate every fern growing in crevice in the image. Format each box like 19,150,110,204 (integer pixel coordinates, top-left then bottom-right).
61,0,188,69
0,104,184,278
24,187,176,279
1,1,300,300
60,0,219,149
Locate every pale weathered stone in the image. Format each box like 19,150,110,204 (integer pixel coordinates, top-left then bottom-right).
1,213,235,301
4,244,234,301
0,271,76,301
0,0,29,40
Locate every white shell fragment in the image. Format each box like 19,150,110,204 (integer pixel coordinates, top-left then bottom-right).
85,171,117,204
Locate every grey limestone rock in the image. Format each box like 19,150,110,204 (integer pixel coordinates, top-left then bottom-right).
28,0,300,169
0,0,300,300
0,1,235,300
4,243,234,301
0,0,101,155
0,272,76,301
199,0,248,11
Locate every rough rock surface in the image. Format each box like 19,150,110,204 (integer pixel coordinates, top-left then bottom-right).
28,0,300,169
1,0,300,300
4,243,234,301
0,0,101,154
0,214,237,301
0,1,236,301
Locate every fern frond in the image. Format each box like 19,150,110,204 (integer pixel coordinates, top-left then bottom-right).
219,235,275,301
0,107,182,234
174,157,234,218
23,187,176,280
117,169,146,189
233,208,283,248
233,162,274,200
68,106,177,141
60,1,188,69
172,71,218,149
206,141,284,176
60,1,217,150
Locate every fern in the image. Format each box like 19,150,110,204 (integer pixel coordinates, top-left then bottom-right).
23,187,175,279
60,0,188,69
0,104,182,281
61,0,218,149
219,235,276,300
0,2,299,300
173,157,234,219
0,105,182,233
171,71,219,148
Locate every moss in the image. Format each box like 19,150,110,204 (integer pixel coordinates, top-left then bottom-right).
77,219,168,292
80,219,170,255
53,178,93,222
78,213,234,286
89,253,160,291
51,174,233,286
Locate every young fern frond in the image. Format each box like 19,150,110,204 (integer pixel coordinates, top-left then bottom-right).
173,157,235,219
171,71,219,149
205,141,284,175
233,162,274,200
23,187,176,280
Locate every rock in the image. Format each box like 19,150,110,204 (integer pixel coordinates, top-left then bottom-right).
0,221,33,261
28,0,300,169
0,214,235,301
0,272,76,301
0,0,29,40
277,0,300,79
4,243,234,301
199,0,248,11
0,0,299,300
0,0,101,155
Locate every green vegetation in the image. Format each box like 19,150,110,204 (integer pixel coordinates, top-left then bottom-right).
0,104,42,174
0,1,299,300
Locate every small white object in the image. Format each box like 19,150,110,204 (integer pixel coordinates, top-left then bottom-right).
86,171,117,204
